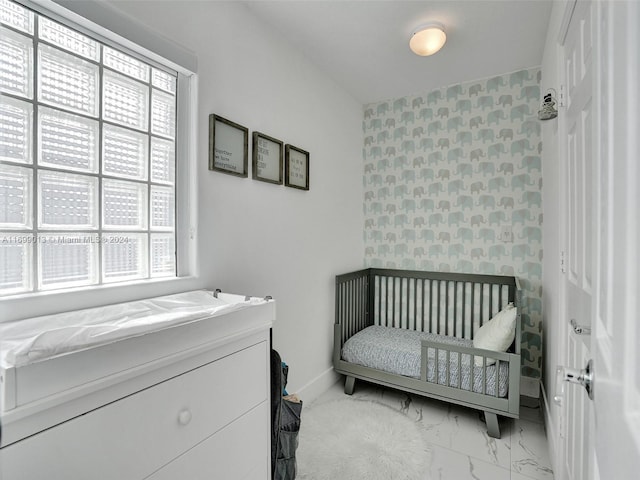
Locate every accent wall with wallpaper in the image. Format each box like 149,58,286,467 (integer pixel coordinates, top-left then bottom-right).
362,67,543,379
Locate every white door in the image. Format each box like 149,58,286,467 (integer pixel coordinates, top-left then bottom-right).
559,1,594,478
557,1,640,479
590,0,640,478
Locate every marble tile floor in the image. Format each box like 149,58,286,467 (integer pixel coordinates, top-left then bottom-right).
302,380,553,480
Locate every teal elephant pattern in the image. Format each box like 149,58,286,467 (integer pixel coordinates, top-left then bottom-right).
362,68,543,379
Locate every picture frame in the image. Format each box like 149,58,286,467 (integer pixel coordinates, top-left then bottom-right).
284,144,310,191
252,132,283,184
208,114,248,177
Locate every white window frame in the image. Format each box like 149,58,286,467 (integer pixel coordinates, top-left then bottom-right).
0,0,198,316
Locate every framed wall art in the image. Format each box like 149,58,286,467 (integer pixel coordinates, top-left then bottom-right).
285,144,309,191
208,114,248,177
252,132,283,184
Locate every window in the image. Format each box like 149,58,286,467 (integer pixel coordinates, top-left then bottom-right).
0,0,181,295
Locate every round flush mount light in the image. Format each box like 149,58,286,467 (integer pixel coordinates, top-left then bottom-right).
409,23,447,56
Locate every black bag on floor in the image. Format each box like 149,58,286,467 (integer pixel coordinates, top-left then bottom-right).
271,349,302,480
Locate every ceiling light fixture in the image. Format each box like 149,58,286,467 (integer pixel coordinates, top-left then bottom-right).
409,23,447,56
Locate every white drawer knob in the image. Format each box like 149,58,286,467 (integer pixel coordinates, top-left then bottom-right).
178,409,192,426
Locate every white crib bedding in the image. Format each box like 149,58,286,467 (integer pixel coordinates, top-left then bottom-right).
341,325,509,397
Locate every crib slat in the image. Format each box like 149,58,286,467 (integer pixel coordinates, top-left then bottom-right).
428,280,433,333
436,280,441,335
350,279,354,333
346,281,350,339
421,279,426,332
341,283,346,342
480,284,485,328
445,281,449,336
341,282,345,340
471,283,476,337
462,282,466,338
361,276,365,330
413,278,418,330
353,280,357,335
346,282,350,340
361,276,365,331
385,276,389,327
483,356,487,395
376,276,384,325
489,284,494,318
357,278,360,331
453,281,458,337
391,276,396,328
392,277,396,328
399,277,403,328
495,359,500,397
446,350,450,387
458,352,462,389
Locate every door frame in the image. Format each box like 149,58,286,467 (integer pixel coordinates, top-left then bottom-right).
553,0,575,469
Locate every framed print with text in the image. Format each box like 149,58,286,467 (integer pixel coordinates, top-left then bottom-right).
208,114,248,177
284,144,309,191
252,132,283,184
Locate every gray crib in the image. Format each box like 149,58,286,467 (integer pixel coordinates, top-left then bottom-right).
333,268,522,438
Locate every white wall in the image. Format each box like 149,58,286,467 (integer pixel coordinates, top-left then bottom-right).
1,0,364,397
540,0,570,470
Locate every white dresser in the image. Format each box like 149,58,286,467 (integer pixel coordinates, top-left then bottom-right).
0,291,274,480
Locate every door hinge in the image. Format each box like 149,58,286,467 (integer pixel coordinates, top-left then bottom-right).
560,250,567,273
558,84,566,107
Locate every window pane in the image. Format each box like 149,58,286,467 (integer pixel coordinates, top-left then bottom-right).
0,26,33,98
0,164,32,228
38,171,97,229
0,4,180,296
102,179,147,230
38,233,97,289
38,44,99,116
151,89,175,139
150,137,174,184
102,233,147,282
0,96,32,164
102,123,148,179
103,70,148,130
39,106,99,172
150,186,174,230
150,233,175,277
0,0,34,35
0,233,32,294
151,69,175,94
103,46,149,82
38,17,99,61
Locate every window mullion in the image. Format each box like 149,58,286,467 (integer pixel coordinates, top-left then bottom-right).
31,12,39,293
97,41,104,286
172,89,178,274
146,81,152,279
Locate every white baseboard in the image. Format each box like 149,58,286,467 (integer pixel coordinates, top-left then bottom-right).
295,367,341,404
540,381,559,475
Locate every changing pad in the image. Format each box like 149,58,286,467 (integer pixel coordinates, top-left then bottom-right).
341,325,509,397
0,290,268,368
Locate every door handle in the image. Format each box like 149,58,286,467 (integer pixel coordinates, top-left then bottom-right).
553,359,594,404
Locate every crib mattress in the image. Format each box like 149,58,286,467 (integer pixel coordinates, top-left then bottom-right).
341,325,509,397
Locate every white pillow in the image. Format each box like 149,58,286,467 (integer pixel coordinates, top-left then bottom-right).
473,303,517,366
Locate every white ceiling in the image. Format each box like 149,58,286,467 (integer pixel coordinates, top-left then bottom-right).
245,0,553,105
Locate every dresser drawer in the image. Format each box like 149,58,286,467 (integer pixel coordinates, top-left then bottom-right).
147,401,270,480
0,341,268,480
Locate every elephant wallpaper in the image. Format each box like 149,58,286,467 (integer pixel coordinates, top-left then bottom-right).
362,67,542,379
